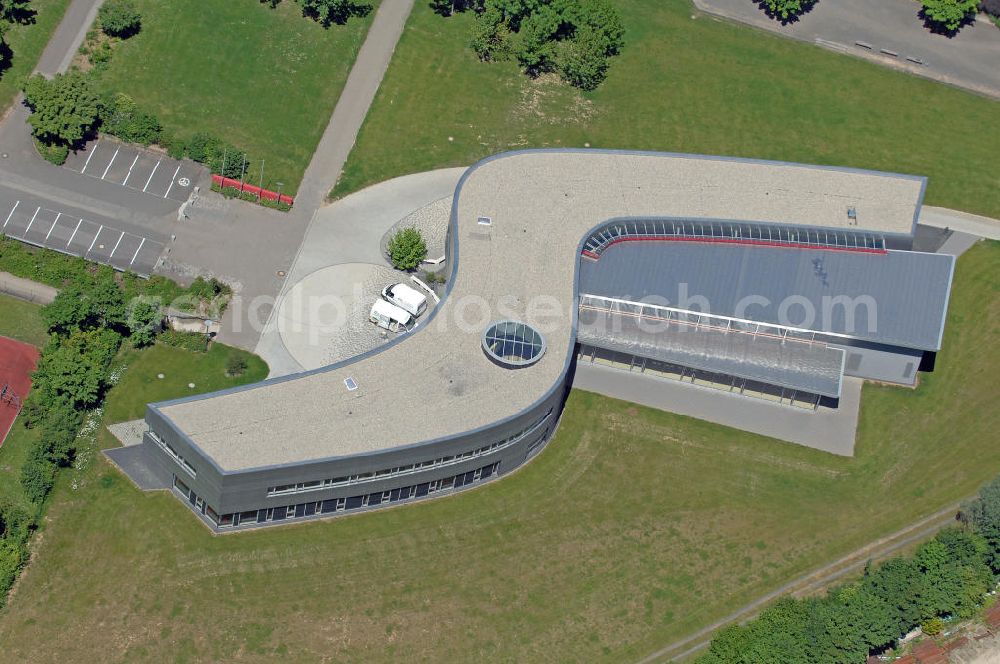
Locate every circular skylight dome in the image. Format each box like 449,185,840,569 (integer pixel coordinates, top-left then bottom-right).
482,320,546,368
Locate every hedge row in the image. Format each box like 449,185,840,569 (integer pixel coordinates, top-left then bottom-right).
699,476,1000,663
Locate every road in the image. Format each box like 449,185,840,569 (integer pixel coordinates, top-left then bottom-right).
694,0,1000,99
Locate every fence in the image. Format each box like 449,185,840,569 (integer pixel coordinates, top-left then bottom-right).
211,175,295,207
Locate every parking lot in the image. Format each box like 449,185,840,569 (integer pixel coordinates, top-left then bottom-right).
64,139,205,202
1,198,165,276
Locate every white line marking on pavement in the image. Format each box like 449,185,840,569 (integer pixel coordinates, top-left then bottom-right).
24,207,40,234
81,144,98,174
88,225,103,254
163,165,181,198
44,212,61,241
122,153,141,186
130,237,146,265
101,147,120,180
2,201,18,229
143,160,161,192
109,231,125,258
67,218,83,247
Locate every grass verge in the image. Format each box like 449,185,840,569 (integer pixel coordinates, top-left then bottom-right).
0,241,995,661
0,0,71,115
90,0,377,196
334,0,1000,220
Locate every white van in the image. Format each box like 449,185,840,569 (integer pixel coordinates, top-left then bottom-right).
381,282,427,318
369,299,413,333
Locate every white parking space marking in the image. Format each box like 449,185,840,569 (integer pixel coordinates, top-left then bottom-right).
67,218,82,247
143,160,161,192
101,147,120,180
24,207,40,234
81,144,98,174
88,225,104,254
44,213,61,241
2,201,17,229
122,153,141,187
130,237,146,266
163,165,181,199
109,230,124,258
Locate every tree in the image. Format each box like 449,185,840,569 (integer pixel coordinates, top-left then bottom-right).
555,28,609,91
42,284,93,334
387,227,427,271
126,298,161,347
758,0,816,21
920,0,979,32
297,0,371,26
0,0,32,23
98,0,141,38
22,72,100,146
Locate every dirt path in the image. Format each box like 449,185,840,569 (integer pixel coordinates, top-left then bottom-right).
637,503,963,663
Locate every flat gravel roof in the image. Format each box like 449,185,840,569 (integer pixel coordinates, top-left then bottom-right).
155,150,926,472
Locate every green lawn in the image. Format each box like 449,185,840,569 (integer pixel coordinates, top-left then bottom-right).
0,294,48,347
0,0,70,114
92,0,377,196
0,241,995,662
334,0,1000,220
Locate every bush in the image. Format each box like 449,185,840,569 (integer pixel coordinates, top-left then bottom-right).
159,329,209,353
98,0,141,38
20,456,56,505
33,139,69,165
98,93,162,146
387,227,427,271
226,353,248,377
921,616,945,636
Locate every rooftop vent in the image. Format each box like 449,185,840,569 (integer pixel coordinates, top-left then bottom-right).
477,216,492,226
344,377,358,391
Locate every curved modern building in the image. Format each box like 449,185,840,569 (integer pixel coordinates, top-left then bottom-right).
127,150,954,530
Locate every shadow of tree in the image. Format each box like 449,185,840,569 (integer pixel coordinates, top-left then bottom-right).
300,0,372,27
754,0,818,26
918,6,978,38
0,39,12,77
5,4,38,25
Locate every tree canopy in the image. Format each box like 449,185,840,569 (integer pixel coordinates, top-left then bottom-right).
296,0,371,26
467,0,625,91
98,0,142,38
920,0,979,32
757,0,816,21
387,227,428,271
22,72,100,146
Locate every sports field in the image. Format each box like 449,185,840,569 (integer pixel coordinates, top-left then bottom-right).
334,0,1000,219
91,0,377,195
0,336,38,447
0,241,996,662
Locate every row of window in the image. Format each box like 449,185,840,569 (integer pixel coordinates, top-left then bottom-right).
175,462,502,529
266,408,553,497
148,430,197,478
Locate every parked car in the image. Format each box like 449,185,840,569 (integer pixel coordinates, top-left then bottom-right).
369,299,413,332
381,282,427,317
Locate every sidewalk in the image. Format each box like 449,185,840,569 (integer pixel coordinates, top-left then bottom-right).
0,271,58,305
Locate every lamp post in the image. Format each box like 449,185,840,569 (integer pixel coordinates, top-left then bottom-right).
276,181,284,205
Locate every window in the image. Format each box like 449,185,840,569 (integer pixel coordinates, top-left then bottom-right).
482,320,546,367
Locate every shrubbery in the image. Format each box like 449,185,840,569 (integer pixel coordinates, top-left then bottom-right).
387,227,427,271
699,476,1000,663
98,0,142,38
158,329,209,353
98,93,162,146
466,0,625,91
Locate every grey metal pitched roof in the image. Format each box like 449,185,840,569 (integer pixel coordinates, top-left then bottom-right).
580,242,954,351
577,308,845,397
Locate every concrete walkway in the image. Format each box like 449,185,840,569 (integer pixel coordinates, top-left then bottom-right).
693,0,1000,99
919,205,1000,240
0,271,58,304
573,362,862,456
34,0,105,77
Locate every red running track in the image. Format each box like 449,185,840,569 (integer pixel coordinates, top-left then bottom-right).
0,336,40,447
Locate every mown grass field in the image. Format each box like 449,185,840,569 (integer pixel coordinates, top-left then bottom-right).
0,0,70,115
93,0,377,196
0,294,47,347
334,0,1000,220
0,241,995,662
